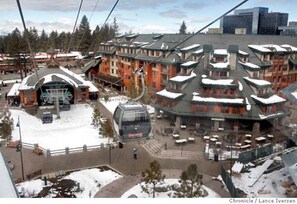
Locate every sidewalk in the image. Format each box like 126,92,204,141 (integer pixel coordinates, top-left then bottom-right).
95,169,230,198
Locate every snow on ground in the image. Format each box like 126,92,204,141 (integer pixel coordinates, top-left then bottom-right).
16,168,122,198
99,95,129,114
232,162,288,198
10,104,109,151
9,95,154,151
99,95,155,115
121,179,220,198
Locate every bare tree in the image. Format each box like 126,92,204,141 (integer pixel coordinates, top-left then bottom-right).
141,160,166,198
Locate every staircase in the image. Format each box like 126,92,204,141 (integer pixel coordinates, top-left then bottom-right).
142,139,205,160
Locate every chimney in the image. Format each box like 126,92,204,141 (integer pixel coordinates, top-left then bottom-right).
203,44,213,69
228,45,238,70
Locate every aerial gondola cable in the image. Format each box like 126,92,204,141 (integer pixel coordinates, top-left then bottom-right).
112,0,249,141
86,0,120,54
75,0,101,51
67,0,84,54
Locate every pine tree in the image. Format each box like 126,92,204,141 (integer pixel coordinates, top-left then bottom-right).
170,164,204,198
141,160,166,198
91,104,101,128
101,118,114,142
179,21,187,34
39,29,49,52
112,17,119,37
76,15,92,54
0,109,14,140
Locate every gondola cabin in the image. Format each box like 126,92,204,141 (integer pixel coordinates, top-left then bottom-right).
113,102,151,141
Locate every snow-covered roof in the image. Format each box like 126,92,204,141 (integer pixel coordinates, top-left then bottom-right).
201,78,235,86
85,81,99,92
19,66,89,90
232,162,243,174
239,61,260,69
156,89,183,99
291,92,297,100
192,95,244,104
180,44,200,51
34,55,48,59
193,49,203,55
251,95,286,104
170,71,196,83
210,62,229,68
238,50,249,55
0,152,18,198
245,97,251,111
7,83,20,97
243,77,271,86
213,49,228,55
249,44,291,53
281,44,297,51
181,61,198,67
248,45,271,52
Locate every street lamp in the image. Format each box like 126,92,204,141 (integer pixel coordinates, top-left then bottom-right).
16,116,25,181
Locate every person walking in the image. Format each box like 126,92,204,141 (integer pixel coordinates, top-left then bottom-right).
133,148,138,160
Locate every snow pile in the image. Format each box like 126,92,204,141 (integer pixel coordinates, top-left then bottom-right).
121,179,220,198
10,104,109,151
16,168,122,198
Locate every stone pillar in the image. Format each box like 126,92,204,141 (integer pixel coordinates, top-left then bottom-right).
203,44,213,69
252,122,260,136
83,145,87,152
233,125,239,133
46,149,51,157
213,121,219,131
228,45,238,70
65,147,69,154
175,116,181,131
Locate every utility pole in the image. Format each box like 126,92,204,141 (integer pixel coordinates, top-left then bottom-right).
16,116,25,181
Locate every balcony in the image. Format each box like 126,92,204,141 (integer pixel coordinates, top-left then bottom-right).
161,79,168,85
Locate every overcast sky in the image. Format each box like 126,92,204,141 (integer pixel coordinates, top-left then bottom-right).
0,0,296,35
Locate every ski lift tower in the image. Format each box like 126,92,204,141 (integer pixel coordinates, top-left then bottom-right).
46,88,68,119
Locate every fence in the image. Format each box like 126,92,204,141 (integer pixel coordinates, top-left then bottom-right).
238,143,273,164
21,141,118,157
220,165,240,198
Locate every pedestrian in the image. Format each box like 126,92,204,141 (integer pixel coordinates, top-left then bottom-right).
133,148,138,160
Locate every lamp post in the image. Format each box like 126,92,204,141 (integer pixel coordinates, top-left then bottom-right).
16,116,25,181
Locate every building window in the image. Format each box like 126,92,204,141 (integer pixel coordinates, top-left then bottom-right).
222,106,229,113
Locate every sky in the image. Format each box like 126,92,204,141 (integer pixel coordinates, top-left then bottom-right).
0,0,296,35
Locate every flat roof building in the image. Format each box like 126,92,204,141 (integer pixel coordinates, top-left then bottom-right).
220,7,288,35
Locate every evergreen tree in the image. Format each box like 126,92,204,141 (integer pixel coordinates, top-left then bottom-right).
76,15,92,54
170,164,204,198
0,108,14,140
48,31,59,49
179,21,187,34
7,28,24,56
91,103,101,128
27,27,39,52
39,29,49,52
112,17,119,37
141,160,166,198
101,118,114,142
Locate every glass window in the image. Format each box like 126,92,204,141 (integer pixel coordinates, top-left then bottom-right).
113,107,122,124
122,110,149,124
